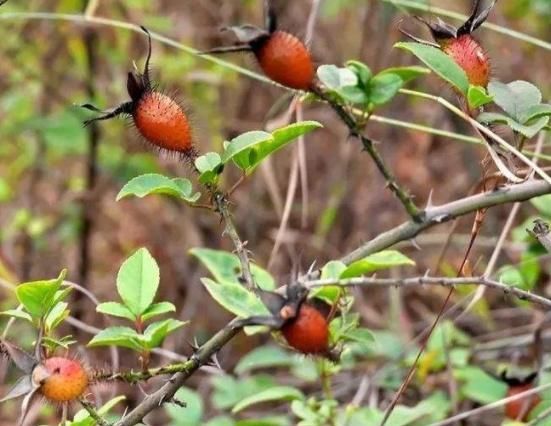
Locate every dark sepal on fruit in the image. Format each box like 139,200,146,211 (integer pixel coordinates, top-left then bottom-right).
457,0,498,37
79,25,153,125
500,370,538,387
400,0,498,44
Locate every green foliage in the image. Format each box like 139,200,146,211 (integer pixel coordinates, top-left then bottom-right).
467,85,494,109
166,387,204,426
195,152,224,185
91,248,186,352
190,248,275,290
232,386,304,413
222,122,322,175
116,173,200,203
340,250,415,278
65,396,126,426
394,42,469,94
478,80,551,138
317,62,428,111
200,278,269,318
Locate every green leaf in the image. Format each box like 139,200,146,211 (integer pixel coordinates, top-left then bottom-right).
232,386,304,413
195,153,223,185
15,269,66,319
455,366,507,404
116,173,200,203
222,131,272,170
201,278,269,318
467,85,493,109
368,73,403,106
317,64,358,90
223,122,322,175
498,266,524,288
87,326,143,351
0,309,32,322
141,302,176,322
143,319,186,349
166,387,204,426
310,260,346,304
68,396,126,426
395,42,469,94
117,248,160,316
44,302,69,332
377,66,430,83
345,60,372,86
96,302,136,321
212,374,277,410
478,112,548,138
342,327,375,345
488,80,542,122
522,103,551,123
190,248,275,290
340,250,415,278
235,346,295,374
530,194,551,216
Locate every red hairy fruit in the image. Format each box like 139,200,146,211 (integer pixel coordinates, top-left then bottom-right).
133,92,193,153
505,383,541,421
255,31,314,90
81,27,195,157
34,357,89,402
281,303,329,354
441,35,490,87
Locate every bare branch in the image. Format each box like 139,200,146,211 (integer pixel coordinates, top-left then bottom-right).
340,179,551,265
305,276,551,309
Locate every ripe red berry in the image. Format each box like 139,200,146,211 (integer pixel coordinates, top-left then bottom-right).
134,92,193,153
505,382,540,421
81,27,195,157
281,303,329,354
255,31,314,90
401,0,496,88
34,357,89,403
202,6,314,91
441,35,490,87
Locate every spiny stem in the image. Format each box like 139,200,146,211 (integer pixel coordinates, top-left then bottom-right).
79,399,111,426
312,86,422,222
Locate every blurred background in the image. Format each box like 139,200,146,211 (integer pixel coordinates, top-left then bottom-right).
0,0,550,424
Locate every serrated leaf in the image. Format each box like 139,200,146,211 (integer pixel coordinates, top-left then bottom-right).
190,248,275,290
15,270,66,319
368,73,403,106
96,302,136,321
141,302,175,322
478,112,548,138
201,278,269,318
488,80,542,122
116,173,200,203
87,326,143,351
522,103,551,123
143,319,186,348
395,42,469,94
232,386,304,413
117,248,160,316
467,85,493,109
340,250,415,279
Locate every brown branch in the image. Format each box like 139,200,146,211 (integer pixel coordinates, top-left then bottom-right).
528,219,551,253
114,321,240,426
312,86,422,221
305,276,551,309
213,193,255,288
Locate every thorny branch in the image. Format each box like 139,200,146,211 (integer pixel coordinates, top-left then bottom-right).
312,86,422,222
305,276,551,309
213,192,256,288
79,399,111,426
